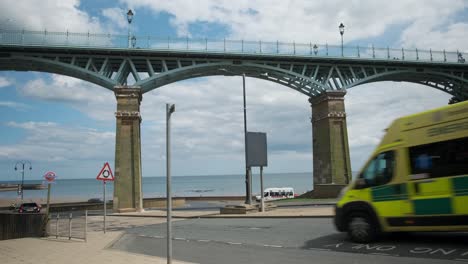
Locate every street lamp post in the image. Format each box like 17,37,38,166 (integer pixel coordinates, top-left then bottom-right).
166,103,175,264
313,44,318,55
127,9,134,48
219,69,251,205
339,23,345,57
15,161,32,201
242,73,252,205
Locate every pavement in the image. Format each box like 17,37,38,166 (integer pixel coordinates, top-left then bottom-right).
113,205,334,218
0,202,335,264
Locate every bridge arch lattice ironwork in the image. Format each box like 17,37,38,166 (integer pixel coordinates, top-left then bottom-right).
0,29,467,101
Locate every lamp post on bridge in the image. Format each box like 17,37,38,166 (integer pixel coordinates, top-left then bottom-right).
339,23,345,57
14,161,32,201
127,9,134,48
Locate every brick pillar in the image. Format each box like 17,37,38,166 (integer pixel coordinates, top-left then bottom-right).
113,86,143,212
309,90,351,198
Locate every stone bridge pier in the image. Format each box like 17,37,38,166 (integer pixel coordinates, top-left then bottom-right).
113,86,143,212
310,91,352,198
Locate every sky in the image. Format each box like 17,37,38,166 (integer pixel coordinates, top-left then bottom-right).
0,0,467,181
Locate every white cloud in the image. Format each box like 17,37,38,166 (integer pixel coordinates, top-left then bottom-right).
1,121,114,162
20,75,115,121
0,77,12,88
0,0,106,32
102,7,128,30
122,0,467,49
0,101,30,111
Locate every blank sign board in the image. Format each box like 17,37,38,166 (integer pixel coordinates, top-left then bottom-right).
247,132,268,167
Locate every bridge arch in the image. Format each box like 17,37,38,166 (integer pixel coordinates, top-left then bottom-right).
1,46,467,101
136,62,328,96
0,55,118,90
347,69,467,98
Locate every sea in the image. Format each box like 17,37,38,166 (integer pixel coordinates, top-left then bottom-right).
0,172,314,201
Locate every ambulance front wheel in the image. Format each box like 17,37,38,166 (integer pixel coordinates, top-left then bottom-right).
347,213,379,243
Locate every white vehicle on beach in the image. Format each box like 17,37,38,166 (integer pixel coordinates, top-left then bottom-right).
255,187,295,201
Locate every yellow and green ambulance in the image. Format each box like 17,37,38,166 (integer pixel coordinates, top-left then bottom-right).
334,100,468,242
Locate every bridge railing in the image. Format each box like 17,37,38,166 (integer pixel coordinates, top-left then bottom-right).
0,29,466,64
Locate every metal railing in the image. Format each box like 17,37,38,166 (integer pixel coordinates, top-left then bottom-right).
0,29,466,64
48,211,87,242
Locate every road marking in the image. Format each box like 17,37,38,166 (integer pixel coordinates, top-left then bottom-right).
455,259,468,262
308,248,331,251
370,253,390,256
197,240,211,242
174,237,186,241
227,242,242,245
152,235,164,238
263,244,283,248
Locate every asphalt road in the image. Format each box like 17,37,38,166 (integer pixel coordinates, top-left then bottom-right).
111,218,468,264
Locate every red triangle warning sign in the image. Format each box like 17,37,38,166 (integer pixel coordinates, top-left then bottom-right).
96,162,114,181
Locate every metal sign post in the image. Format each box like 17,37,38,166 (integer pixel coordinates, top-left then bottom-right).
260,166,265,212
246,132,268,212
103,181,106,233
46,184,51,214
43,171,56,216
96,162,114,234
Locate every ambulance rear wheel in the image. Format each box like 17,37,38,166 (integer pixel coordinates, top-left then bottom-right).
347,213,378,243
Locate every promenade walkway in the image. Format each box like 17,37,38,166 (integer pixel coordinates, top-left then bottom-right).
0,204,334,264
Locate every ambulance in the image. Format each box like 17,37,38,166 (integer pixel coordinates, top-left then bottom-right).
334,100,468,242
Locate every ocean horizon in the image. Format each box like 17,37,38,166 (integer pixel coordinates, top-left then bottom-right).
0,172,317,201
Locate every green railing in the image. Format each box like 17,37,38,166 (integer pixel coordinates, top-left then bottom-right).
0,29,466,64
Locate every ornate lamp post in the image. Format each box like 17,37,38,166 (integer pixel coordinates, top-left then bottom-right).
15,161,32,201
127,9,134,48
339,23,345,57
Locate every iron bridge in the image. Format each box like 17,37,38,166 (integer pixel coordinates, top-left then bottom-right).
0,29,467,101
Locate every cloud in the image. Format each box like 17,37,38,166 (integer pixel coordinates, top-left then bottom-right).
0,0,108,32
122,0,467,48
0,77,13,88
102,7,128,30
20,75,115,121
1,121,114,162
0,101,30,111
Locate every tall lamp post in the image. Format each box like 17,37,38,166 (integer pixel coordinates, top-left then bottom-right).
127,9,134,48
166,103,175,264
219,69,251,205
242,73,252,205
339,23,345,57
15,161,32,201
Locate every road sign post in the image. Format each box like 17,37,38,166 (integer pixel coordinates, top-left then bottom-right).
103,181,106,233
246,132,268,212
43,171,56,216
96,162,114,234
260,166,264,212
